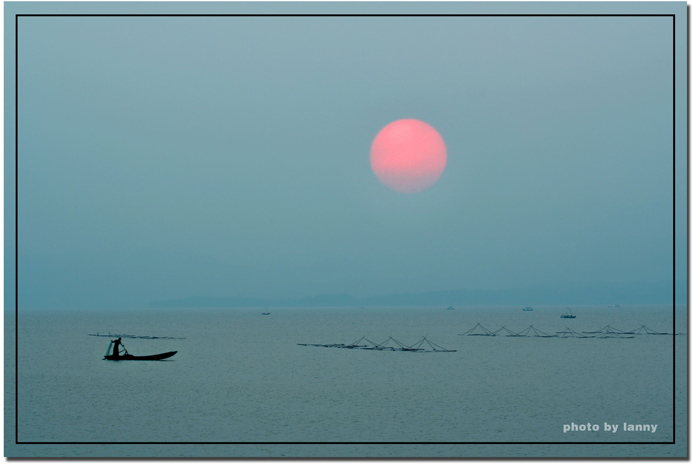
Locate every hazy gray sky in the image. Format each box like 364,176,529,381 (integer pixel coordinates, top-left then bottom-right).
8,3,686,308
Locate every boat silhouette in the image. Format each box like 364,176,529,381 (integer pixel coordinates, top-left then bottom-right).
104,351,177,361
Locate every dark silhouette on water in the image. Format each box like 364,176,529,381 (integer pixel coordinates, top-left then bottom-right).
104,337,177,361
111,338,122,358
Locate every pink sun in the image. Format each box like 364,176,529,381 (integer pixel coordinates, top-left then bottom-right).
370,119,447,193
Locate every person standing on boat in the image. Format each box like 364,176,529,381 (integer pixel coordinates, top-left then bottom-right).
111,338,122,358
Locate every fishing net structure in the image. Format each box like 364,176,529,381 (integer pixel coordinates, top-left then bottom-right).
298,336,456,352
556,328,596,338
490,326,519,337
506,325,555,337
581,325,632,336
623,325,673,335
459,324,679,338
458,323,496,336
89,333,185,340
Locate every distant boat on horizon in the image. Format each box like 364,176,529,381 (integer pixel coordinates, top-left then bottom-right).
561,307,576,319
447,306,455,310
522,306,534,311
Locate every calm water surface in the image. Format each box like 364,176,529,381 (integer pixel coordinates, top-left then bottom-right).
8,305,687,457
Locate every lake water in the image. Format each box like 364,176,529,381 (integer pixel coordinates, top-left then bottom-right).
5,305,687,457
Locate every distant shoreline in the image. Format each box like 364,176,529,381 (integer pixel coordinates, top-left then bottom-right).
149,281,677,309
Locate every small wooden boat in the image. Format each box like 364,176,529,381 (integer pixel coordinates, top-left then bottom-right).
104,351,177,361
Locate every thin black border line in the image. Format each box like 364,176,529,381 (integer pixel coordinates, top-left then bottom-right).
672,13,676,445
14,442,678,445
12,12,681,447
14,11,19,448
15,13,677,17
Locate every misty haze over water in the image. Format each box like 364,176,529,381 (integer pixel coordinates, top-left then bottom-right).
10,305,686,457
